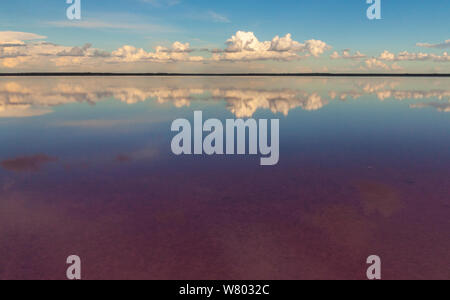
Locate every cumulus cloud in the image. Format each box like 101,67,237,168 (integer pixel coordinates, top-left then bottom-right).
0,32,117,68
57,43,92,57
1,30,449,71
417,39,450,49
156,41,192,53
378,50,396,61
111,42,203,63
365,58,390,70
304,39,331,57
0,47,28,59
212,31,331,62
0,31,205,68
377,50,450,62
331,49,366,60
269,34,305,52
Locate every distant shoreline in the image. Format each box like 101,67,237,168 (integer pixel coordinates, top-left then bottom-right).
0,73,449,77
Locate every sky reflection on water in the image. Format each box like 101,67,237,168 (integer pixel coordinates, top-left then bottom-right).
0,77,449,280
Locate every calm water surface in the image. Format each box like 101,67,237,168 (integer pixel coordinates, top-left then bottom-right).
0,76,449,279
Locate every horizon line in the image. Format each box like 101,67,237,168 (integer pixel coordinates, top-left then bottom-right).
0,72,449,77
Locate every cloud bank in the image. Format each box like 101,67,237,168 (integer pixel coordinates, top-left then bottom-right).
0,31,449,72
0,30,332,69
416,39,450,49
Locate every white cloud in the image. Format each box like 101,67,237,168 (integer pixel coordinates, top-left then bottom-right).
331,49,366,60
269,34,304,52
0,35,111,68
304,39,331,57
365,58,390,70
56,43,93,57
156,41,192,53
379,50,396,61
0,31,203,68
378,50,450,62
111,42,203,63
212,31,331,62
432,52,450,62
0,31,47,49
0,32,46,45
417,39,450,49
1,30,449,71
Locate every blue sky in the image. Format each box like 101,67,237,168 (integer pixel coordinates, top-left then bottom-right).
0,0,449,72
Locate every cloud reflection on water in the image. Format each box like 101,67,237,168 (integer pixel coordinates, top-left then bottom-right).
0,77,449,118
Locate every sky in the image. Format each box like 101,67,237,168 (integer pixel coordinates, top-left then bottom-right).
0,0,449,73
